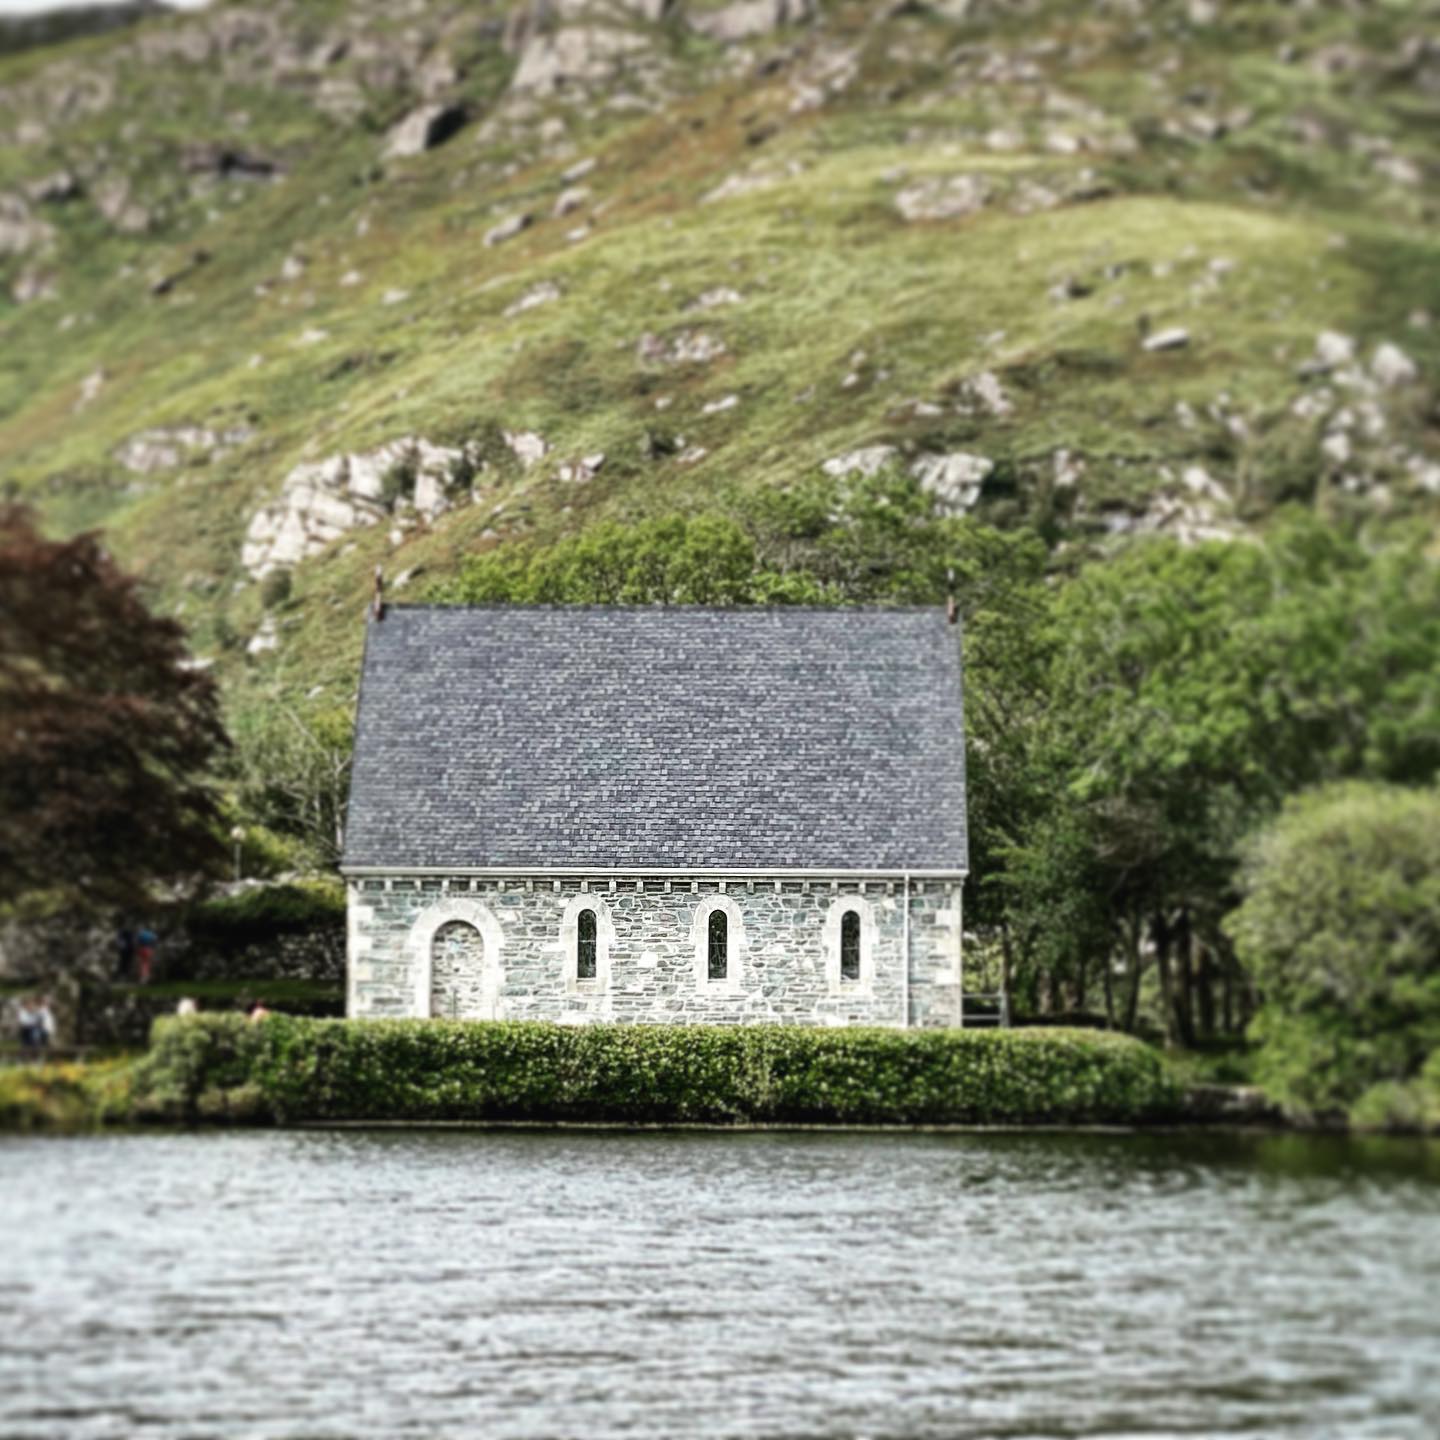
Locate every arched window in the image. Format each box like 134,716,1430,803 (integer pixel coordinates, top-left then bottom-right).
840,910,861,983
577,908,598,980
708,909,728,980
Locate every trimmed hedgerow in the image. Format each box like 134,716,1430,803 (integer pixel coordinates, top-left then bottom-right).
135,1015,1179,1127
186,879,345,945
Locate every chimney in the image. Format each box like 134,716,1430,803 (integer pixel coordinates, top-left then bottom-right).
946,567,958,626
371,565,386,622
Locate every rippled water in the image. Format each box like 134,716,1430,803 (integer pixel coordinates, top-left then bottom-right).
2,1129,1439,1438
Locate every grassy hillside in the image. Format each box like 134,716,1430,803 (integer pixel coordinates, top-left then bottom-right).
1,0,1437,727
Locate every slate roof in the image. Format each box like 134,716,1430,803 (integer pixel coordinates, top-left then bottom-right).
342,606,967,873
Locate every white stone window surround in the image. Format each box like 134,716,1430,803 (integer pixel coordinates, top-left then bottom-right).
406,895,506,1018
691,893,746,994
560,892,615,994
823,893,878,997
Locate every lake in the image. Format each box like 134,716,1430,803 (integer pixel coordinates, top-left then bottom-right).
2,1129,1438,1438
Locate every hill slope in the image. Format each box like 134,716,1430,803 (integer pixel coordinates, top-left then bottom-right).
1,0,1437,722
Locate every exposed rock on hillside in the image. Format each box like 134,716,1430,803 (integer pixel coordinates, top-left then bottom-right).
504,280,562,316
894,174,990,222
92,176,150,234
383,103,470,159
485,211,533,246
1,0,1438,701
511,24,650,93
823,445,898,479
24,171,81,204
637,329,728,365
1142,328,1190,352
1372,342,1417,388
911,452,993,514
0,194,53,256
115,424,254,474
504,430,550,466
688,0,814,43
242,439,480,577
179,142,280,178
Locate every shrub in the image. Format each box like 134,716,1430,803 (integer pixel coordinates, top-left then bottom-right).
1226,782,1440,1121
187,878,345,946
132,1015,1179,1127
0,1059,135,1131
258,568,292,609
379,453,418,507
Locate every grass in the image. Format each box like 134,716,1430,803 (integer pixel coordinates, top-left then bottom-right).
0,0,1435,739
107,978,343,1006
0,1056,136,1131
1164,1043,1259,1090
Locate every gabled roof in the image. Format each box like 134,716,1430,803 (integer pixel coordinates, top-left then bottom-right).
341,605,967,873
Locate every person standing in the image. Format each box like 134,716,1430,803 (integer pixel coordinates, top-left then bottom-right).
14,996,39,1058
115,926,136,981
34,996,55,1057
135,924,158,984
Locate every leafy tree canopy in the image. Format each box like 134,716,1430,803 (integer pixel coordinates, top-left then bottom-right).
1226,782,1440,1120
0,505,228,914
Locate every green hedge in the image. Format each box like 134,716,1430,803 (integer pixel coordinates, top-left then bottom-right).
186,880,345,945
132,1015,1180,1127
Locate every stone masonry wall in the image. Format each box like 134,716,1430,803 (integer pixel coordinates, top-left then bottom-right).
347,876,963,1028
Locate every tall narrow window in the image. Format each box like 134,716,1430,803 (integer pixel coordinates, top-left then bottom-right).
840,910,861,983
577,908,598,980
708,909,728,980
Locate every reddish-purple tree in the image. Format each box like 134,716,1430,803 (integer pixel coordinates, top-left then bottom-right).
0,505,228,911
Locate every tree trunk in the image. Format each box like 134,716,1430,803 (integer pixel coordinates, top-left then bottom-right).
1123,914,1144,1033
1174,910,1197,1048
999,922,1014,1021
1152,911,1179,1048
1102,948,1116,1029
1195,940,1217,1039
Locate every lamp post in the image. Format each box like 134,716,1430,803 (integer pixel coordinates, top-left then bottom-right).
230,825,245,883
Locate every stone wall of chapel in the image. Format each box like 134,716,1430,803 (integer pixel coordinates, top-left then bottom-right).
347,877,963,1028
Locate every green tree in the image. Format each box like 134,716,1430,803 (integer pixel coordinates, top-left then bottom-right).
1000,513,1440,1042
1225,782,1440,1123
229,704,354,867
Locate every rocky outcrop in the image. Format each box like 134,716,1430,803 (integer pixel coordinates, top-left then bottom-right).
504,430,550,466
636,329,728,365
894,173,991,222
1372,342,1418,387
688,0,814,43
822,445,898,479
383,103,469,159
179,142,281,178
9,267,56,304
1142,327,1191,352
114,424,254,474
484,211,533,246
510,24,649,93
911,452,993,513
0,193,54,257
504,280,562,316
241,438,480,577
91,176,150,234
24,171,82,204
821,446,994,512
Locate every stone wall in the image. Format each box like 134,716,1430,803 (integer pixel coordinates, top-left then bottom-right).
347,875,964,1028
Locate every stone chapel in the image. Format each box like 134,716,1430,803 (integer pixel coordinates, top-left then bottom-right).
341,603,969,1027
